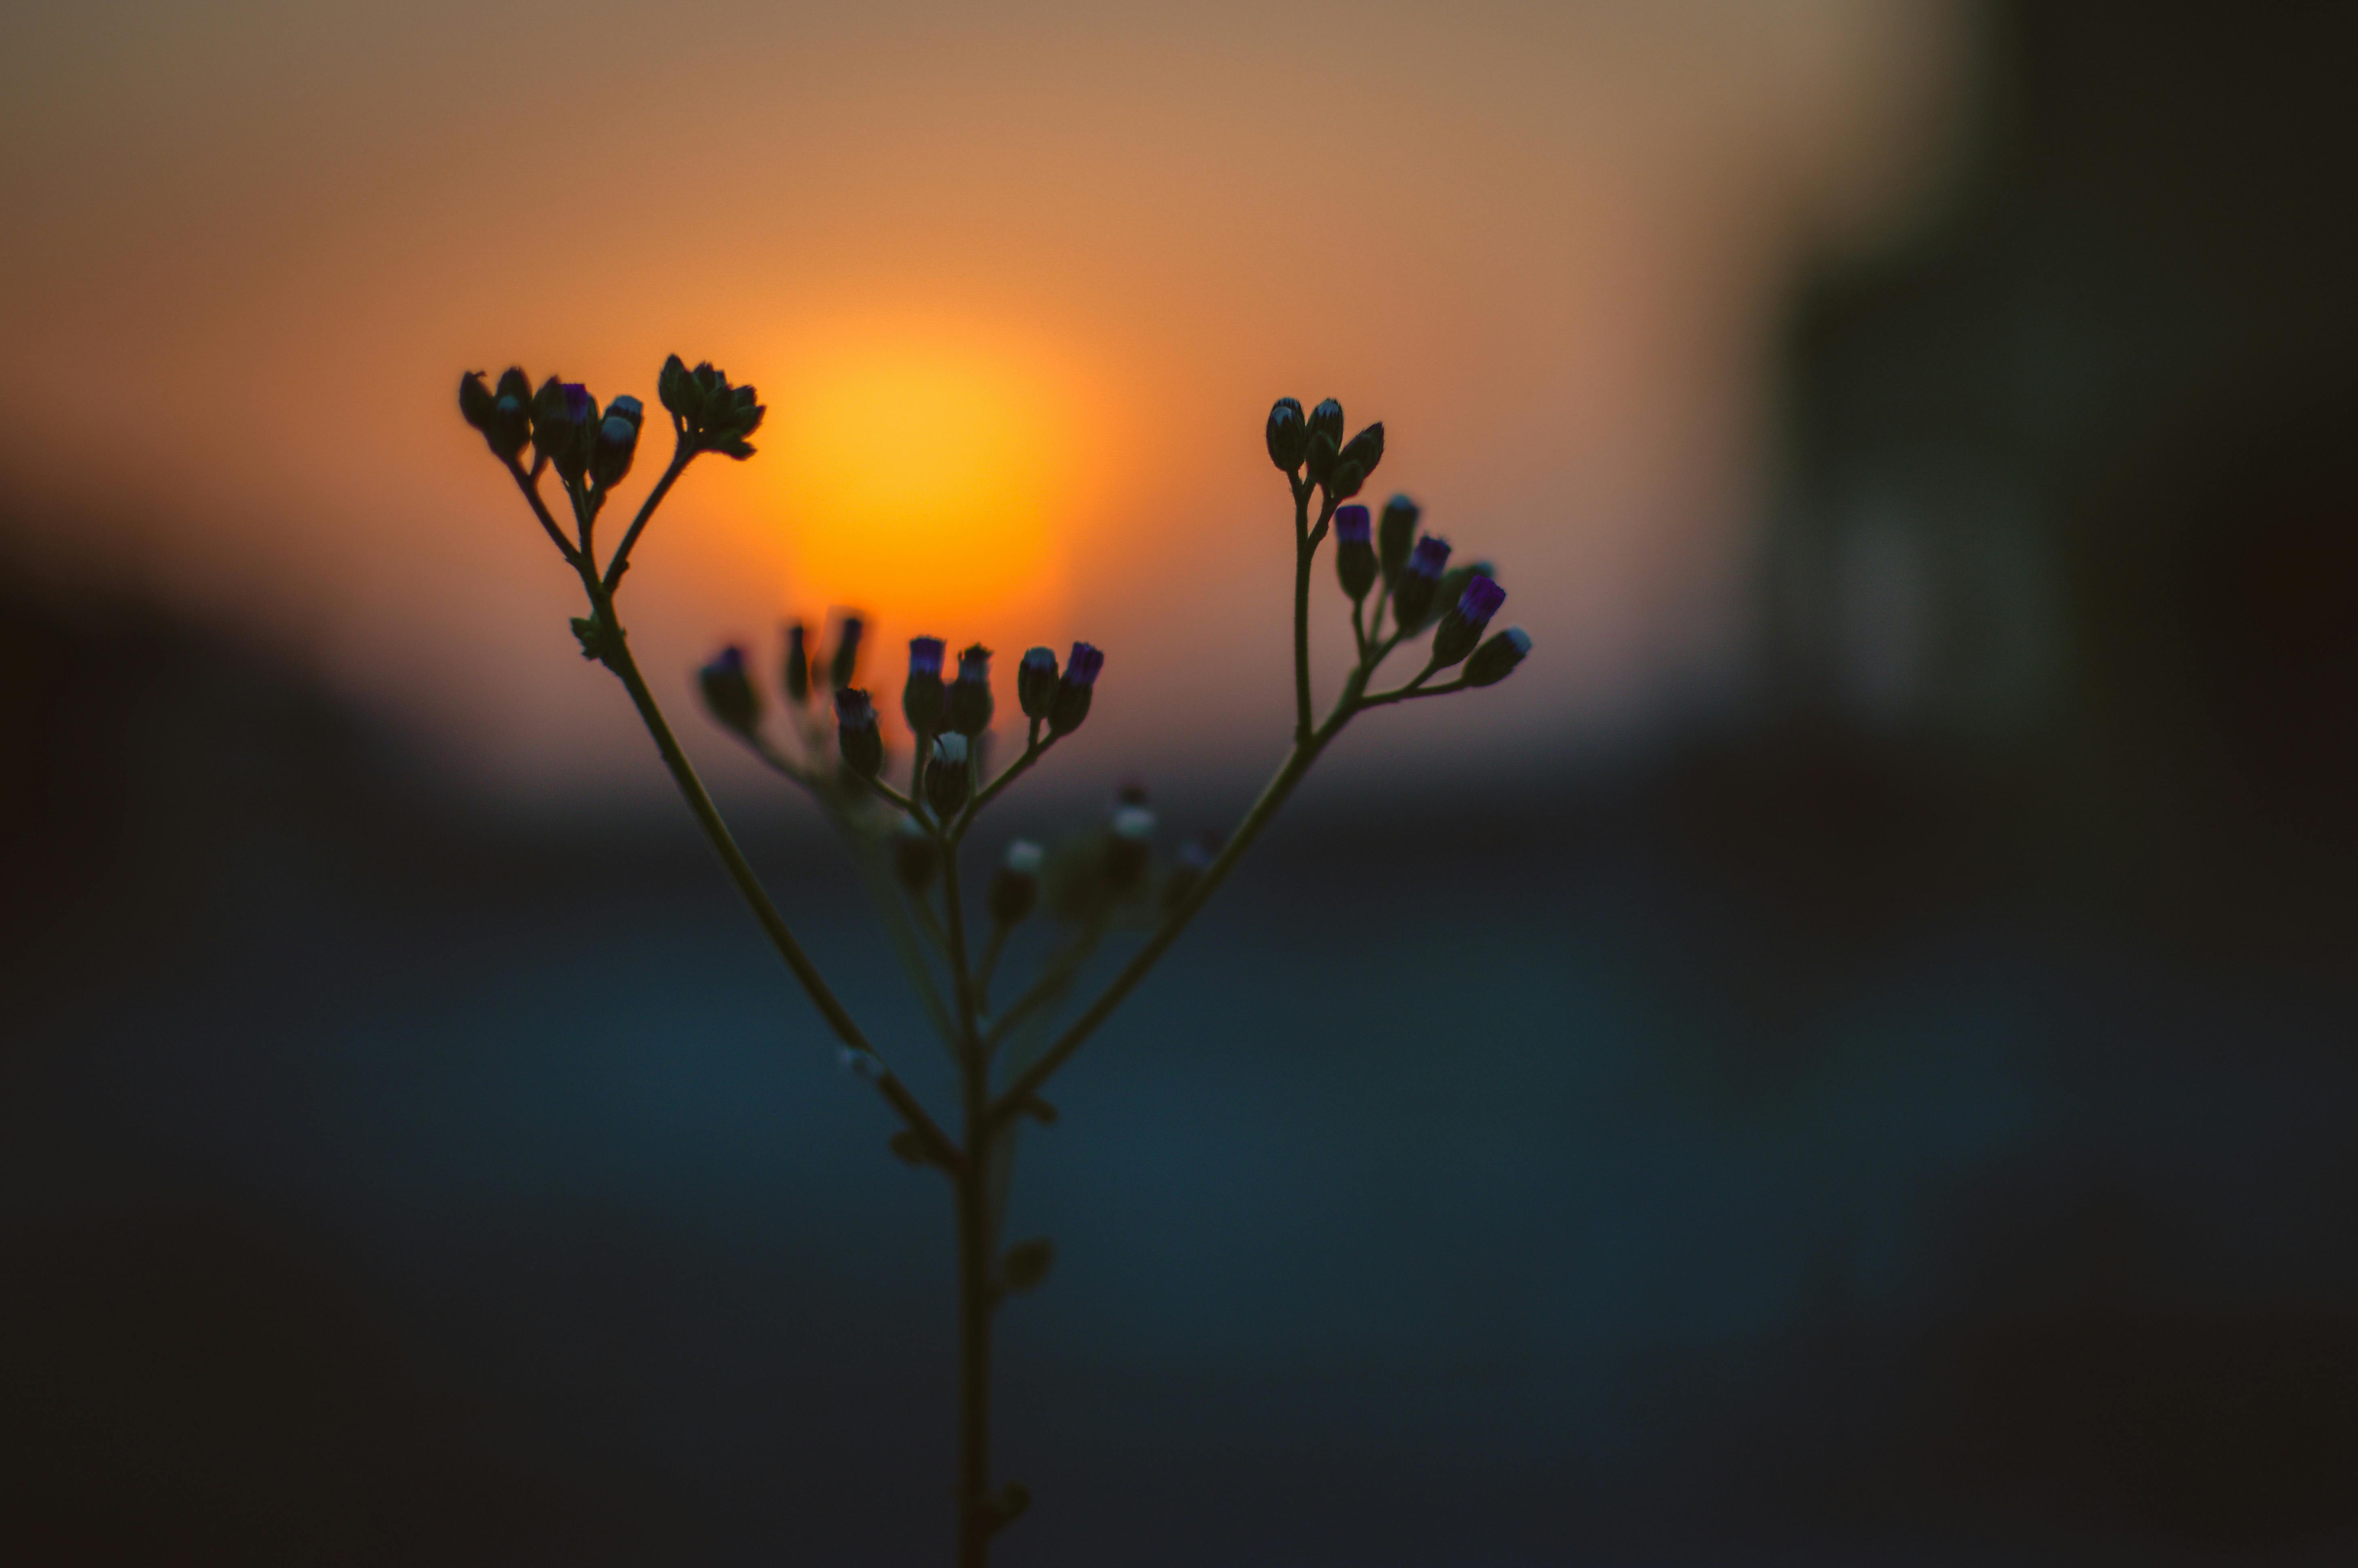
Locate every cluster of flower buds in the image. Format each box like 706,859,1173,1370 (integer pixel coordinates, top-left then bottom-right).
1350,484,1531,687
1267,395,1386,502
655,355,766,460
457,368,534,463
777,615,864,708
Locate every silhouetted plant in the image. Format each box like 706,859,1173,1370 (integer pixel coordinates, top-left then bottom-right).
457,357,1531,1563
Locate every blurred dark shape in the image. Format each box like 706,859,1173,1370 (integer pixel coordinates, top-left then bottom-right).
1760,0,2358,962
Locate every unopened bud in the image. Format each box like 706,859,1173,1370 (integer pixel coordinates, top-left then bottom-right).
835,688,883,778
1337,422,1383,484
1308,397,1344,448
1049,642,1103,737
489,368,532,460
893,818,940,893
904,636,946,735
1391,535,1452,633
989,839,1044,926
458,370,494,431
783,621,811,704
591,394,643,488
1304,428,1340,486
925,733,972,820
1378,494,1420,587
657,353,697,421
1325,458,1366,501
1016,647,1059,722
1105,804,1154,893
1333,505,1378,600
698,645,759,733
1429,573,1505,668
829,615,864,691
949,644,993,737
1462,625,1531,687
1266,397,1307,472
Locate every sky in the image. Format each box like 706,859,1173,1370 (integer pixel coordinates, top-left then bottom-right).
1,0,1971,799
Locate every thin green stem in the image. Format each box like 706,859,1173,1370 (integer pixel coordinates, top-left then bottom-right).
573,569,959,1173
602,443,694,590
1359,675,1468,708
952,736,1051,841
503,459,583,566
988,668,1371,1127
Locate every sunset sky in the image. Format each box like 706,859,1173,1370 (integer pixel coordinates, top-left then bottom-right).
2,0,1971,799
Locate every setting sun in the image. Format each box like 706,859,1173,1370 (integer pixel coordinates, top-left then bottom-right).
765,329,1097,641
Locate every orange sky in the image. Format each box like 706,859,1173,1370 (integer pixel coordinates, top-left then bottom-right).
0,0,1970,801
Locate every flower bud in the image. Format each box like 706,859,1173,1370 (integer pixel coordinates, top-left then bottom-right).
591,394,643,489
532,378,596,486
489,368,533,460
1325,458,1366,501
1333,505,1377,600
829,615,864,691
1429,573,1505,668
893,817,940,893
1266,397,1307,472
835,688,883,778
949,644,994,738
782,621,811,704
989,839,1044,926
1049,642,1103,737
1016,647,1059,722
1337,422,1384,483
1430,560,1494,639
1308,397,1344,448
925,733,972,820
1105,804,1154,892
1378,494,1420,587
904,636,947,736
657,353,697,421
1304,428,1340,486
1391,535,1452,633
458,371,494,431
1463,625,1531,687
698,645,759,733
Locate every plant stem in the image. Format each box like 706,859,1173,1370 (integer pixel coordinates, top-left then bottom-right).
602,445,694,590
1291,482,1314,740
988,664,1369,1126
941,840,998,1566
577,571,960,1172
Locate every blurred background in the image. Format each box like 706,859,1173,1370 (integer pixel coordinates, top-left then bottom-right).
5,1,2356,1562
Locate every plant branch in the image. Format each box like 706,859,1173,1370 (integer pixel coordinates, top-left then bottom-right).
572,568,960,1173
602,444,695,590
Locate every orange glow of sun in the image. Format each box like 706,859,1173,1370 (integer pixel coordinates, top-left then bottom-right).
764,327,1099,643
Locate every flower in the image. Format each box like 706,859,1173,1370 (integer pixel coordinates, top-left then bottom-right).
783,621,811,704
1463,625,1532,687
950,643,994,738
1392,534,1453,632
1266,397,1307,473
1429,572,1506,669
1049,642,1103,736
698,645,759,733
925,733,972,819
1378,494,1420,585
828,615,864,691
1333,504,1376,601
904,636,947,735
592,394,643,489
1017,647,1059,721
989,838,1044,926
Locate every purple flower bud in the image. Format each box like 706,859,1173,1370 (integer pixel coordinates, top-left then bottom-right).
698,645,759,733
1048,642,1102,736
1431,572,1507,669
904,636,947,735
835,687,883,778
562,382,594,426
1334,504,1376,601
1392,535,1454,633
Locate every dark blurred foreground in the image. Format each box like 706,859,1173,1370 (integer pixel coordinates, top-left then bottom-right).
8,4,2358,1563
